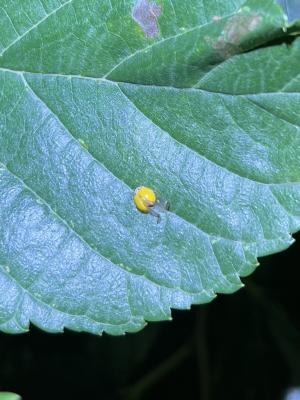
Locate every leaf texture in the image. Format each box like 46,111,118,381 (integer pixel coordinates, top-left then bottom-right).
0,0,300,334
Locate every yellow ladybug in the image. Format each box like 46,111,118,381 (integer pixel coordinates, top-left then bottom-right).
133,186,170,223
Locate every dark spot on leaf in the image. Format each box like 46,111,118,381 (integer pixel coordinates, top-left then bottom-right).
213,14,263,58
132,0,161,38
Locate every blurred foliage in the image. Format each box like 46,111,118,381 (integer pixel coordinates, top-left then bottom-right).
0,393,21,400
1,231,300,400
277,0,300,22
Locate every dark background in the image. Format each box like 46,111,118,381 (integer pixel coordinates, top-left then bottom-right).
0,231,300,400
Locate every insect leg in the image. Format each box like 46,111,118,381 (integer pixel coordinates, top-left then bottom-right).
149,208,161,224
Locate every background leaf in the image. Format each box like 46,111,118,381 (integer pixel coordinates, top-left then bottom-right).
0,0,300,335
277,0,300,22
0,393,21,400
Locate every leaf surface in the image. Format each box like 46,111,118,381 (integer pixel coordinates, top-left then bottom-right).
0,0,300,334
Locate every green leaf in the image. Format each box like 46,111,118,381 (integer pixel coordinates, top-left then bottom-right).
0,0,299,335
0,393,21,400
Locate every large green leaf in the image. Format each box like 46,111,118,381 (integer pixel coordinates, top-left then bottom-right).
0,0,300,335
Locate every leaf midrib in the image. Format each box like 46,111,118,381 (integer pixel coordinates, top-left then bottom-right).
1,66,299,96
18,67,286,187
2,67,299,186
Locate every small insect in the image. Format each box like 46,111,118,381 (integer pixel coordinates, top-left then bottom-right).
133,186,170,223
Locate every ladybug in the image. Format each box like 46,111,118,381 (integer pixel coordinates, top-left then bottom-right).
133,186,170,223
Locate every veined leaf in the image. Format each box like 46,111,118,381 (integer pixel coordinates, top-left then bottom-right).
0,0,300,335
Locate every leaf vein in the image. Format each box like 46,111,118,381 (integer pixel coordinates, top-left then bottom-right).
102,11,236,79
246,97,300,131
117,83,271,186
0,0,73,57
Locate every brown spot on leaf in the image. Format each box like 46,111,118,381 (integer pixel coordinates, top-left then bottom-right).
213,14,263,58
132,0,161,38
